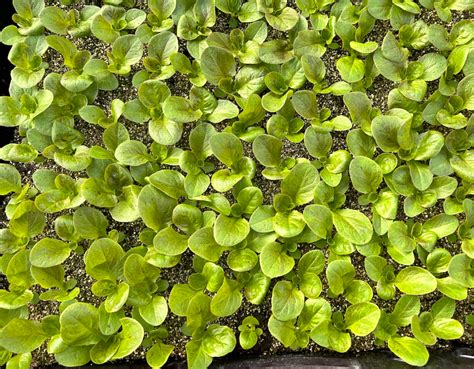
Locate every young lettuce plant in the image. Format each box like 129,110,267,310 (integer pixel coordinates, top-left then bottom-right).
179,123,216,197
252,134,297,180
209,132,256,192
238,316,263,350
169,51,206,87
177,0,216,58
136,0,176,43
39,4,99,37
294,90,352,133
374,295,429,366
270,162,318,238
365,255,397,299
133,31,178,85
310,301,381,353
107,34,144,75
411,296,464,346
270,250,325,316
206,21,268,65
90,5,146,44
33,170,85,213
420,0,473,22
0,85,53,132
46,35,119,93
304,128,352,188
261,58,306,113
0,0,45,45
79,99,125,129
44,301,145,366
8,36,49,89
255,0,299,31
367,0,421,29
212,186,265,248
215,0,256,27
123,80,184,145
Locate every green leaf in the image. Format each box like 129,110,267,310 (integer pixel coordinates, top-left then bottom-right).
0,319,47,353
271,280,304,321
146,340,174,369
344,302,381,336
108,35,143,74
73,207,109,240
84,238,125,281
395,267,437,295
138,185,177,231
60,302,101,346
423,214,459,238
281,162,318,206
326,260,355,295
209,132,243,167
30,238,71,268
252,134,282,167
210,278,242,317
153,226,188,256
105,282,129,313
303,204,333,239
115,140,150,166
265,7,298,31
349,156,383,194
371,115,403,152
214,215,250,247
272,210,306,238
388,336,429,367
111,318,144,359
336,56,365,83
332,209,373,245
139,295,168,326
448,254,474,288
202,324,236,357
0,164,21,195
163,96,201,123
188,227,226,262
260,242,295,278
419,53,447,81
201,46,236,85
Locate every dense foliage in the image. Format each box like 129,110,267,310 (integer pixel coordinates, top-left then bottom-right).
0,0,473,368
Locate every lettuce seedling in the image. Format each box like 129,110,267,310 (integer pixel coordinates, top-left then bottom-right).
178,124,216,197
368,0,420,29
420,0,472,22
238,316,263,350
8,36,48,89
40,5,99,37
411,297,464,345
255,0,299,31
252,134,297,179
170,51,206,87
209,132,255,192
177,0,216,41
206,24,266,65
186,324,236,369
133,31,178,84
261,58,306,112
91,5,146,44
0,86,53,130
136,0,176,43
47,35,119,93
107,34,144,75
0,0,45,45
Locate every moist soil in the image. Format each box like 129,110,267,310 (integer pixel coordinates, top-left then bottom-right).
0,0,472,367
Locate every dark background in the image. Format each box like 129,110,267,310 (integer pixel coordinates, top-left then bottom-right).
0,1,16,148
